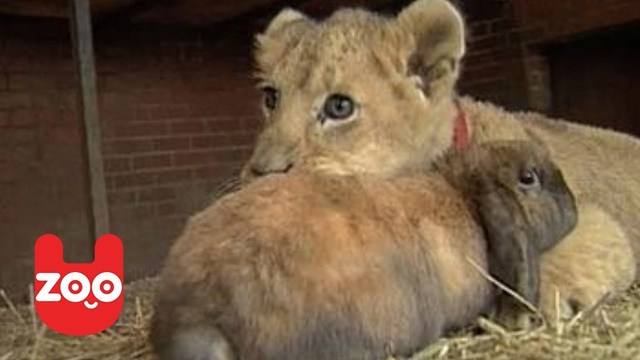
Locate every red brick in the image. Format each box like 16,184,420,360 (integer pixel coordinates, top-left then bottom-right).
0,110,10,127
109,172,155,189
469,35,503,52
465,51,500,67
0,92,31,109
104,157,131,173
100,104,137,123
7,74,32,91
3,46,33,72
205,118,244,133
228,132,256,147
8,108,40,128
193,165,237,180
488,19,514,33
243,116,262,129
137,186,175,202
153,136,191,151
463,63,508,82
105,122,170,138
190,134,231,149
220,147,251,164
132,154,172,170
106,176,117,190
133,90,185,105
140,104,190,121
0,74,7,91
155,168,193,184
513,0,640,42
108,190,136,206
459,78,506,97
9,72,76,91
130,205,156,219
98,93,137,123
99,92,133,109
173,151,211,166
156,202,177,216
103,139,154,155
469,22,490,38
180,148,249,166
100,72,158,91
0,108,37,128
189,99,260,118
170,120,205,134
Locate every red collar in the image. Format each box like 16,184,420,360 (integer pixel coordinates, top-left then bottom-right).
452,99,469,150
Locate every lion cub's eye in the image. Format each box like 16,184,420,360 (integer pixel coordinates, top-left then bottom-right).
518,168,541,190
262,86,279,111
321,94,355,122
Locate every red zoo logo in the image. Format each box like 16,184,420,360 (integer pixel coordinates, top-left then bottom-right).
34,234,124,336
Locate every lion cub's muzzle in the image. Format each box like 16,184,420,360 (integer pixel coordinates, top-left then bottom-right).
241,160,294,182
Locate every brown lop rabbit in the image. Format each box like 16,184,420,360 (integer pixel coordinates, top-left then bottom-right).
151,140,577,360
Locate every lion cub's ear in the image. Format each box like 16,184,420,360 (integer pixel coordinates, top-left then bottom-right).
255,9,314,73
397,0,465,97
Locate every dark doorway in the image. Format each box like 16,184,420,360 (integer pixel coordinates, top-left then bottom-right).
548,24,640,137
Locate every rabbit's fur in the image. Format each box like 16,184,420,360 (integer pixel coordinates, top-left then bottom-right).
151,141,577,360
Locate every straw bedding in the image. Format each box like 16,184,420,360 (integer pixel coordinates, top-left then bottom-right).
1,278,639,360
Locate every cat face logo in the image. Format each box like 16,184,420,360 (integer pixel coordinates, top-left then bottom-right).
34,234,124,336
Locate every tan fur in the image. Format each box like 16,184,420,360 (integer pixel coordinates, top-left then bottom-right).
247,1,461,179
153,171,491,360
242,0,640,318
540,203,634,321
152,141,576,360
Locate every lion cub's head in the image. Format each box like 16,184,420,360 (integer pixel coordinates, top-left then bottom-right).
242,0,467,181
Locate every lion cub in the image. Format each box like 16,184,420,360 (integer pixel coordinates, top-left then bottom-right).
151,141,576,360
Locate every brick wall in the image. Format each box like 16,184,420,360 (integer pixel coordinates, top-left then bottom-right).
0,17,261,298
457,0,531,111
457,0,640,113
0,18,93,298
97,25,261,282
512,0,640,43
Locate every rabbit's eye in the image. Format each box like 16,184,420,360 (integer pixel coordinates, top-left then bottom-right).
321,94,356,122
262,86,279,111
518,169,540,190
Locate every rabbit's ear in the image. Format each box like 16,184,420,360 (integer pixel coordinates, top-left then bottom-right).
476,195,541,324
491,235,540,329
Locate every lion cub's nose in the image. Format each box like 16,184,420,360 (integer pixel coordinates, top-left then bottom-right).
250,167,267,177
243,162,293,181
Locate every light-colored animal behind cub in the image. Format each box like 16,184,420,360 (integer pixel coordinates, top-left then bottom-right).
242,0,638,319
